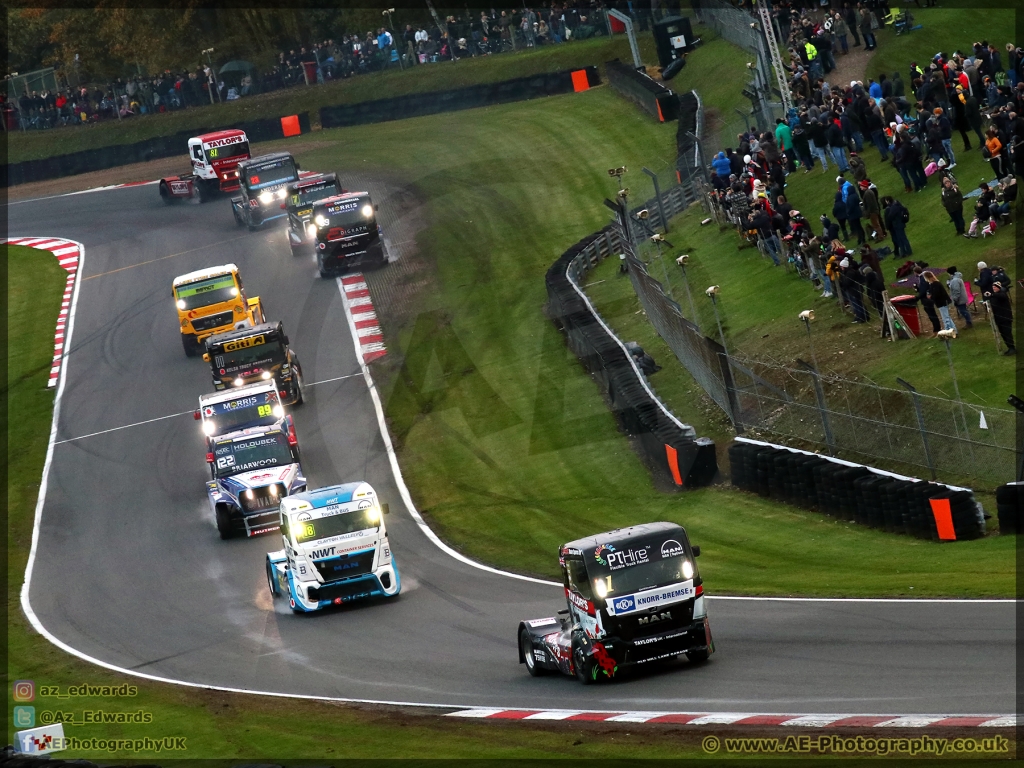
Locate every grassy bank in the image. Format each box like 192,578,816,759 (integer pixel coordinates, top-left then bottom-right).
282,82,1013,595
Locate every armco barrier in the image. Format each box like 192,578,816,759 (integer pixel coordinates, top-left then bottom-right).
546,223,717,488
7,112,312,187
320,66,600,129
728,437,987,541
604,59,679,122
995,482,1021,534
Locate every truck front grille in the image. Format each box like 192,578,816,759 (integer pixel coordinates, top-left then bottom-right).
192,311,234,332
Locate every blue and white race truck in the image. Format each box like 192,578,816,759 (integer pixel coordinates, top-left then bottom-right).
196,381,297,449
266,482,400,613
206,424,306,539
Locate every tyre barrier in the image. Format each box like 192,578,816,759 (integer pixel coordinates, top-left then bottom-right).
995,482,1022,534
604,59,679,122
546,224,717,488
729,437,987,541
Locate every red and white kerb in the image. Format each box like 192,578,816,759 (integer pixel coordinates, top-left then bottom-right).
4,237,82,388
340,274,386,363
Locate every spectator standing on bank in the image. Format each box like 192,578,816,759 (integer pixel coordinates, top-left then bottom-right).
923,271,956,331
862,263,887,332
840,257,869,322
830,191,850,240
859,9,876,51
985,280,1016,354
841,176,866,245
832,12,849,54
883,196,913,259
848,150,867,182
913,267,941,335
827,116,849,171
940,177,966,236
946,266,973,327
985,127,1006,177
859,179,885,240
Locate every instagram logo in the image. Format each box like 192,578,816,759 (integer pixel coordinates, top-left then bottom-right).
12,681,34,702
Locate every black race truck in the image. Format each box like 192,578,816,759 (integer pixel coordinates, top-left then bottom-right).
284,173,344,257
310,191,388,278
517,522,713,683
231,153,301,231
204,320,304,406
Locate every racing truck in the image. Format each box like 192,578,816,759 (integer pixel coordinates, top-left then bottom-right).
203,320,304,405
173,264,265,357
206,424,306,539
266,482,400,613
159,129,250,204
517,522,713,684
284,173,345,257
195,381,298,453
231,152,302,230
310,191,388,278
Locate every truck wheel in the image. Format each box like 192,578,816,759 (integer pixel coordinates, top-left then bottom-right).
572,636,595,685
317,254,331,279
197,179,213,203
686,648,710,664
215,505,234,540
233,206,245,227
181,333,199,357
266,560,280,597
290,242,306,258
159,182,176,204
292,369,304,405
520,628,547,677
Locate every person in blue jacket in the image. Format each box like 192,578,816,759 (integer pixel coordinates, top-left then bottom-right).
711,151,732,177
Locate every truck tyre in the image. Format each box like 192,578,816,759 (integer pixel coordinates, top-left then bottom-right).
571,634,595,685
686,648,710,664
159,181,176,204
266,560,280,597
181,333,200,357
290,241,305,258
197,178,214,203
292,368,304,405
520,628,547,677
215,505,234,540
233,205,245,227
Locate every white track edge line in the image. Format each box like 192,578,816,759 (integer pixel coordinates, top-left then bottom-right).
14,240,1014,718
335,276,557,588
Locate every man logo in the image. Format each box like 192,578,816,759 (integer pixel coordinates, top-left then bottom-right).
661,539,684,558
638,611,672,625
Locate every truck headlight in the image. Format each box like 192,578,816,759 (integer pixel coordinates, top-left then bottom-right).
269,484,279,496
273,405,284,418
306,224,317,238
277,188,287,199
261,371,272,380
244,490,254,500
202,420,216,435
259,191,273,205
314,215,327,227
230,287,239,297
682,560,694,580
594,579,608,599
176,299,187,310
234,377,244,387
361,204,373,218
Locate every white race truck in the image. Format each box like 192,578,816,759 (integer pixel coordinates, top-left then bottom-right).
159,129,250,204
206,424,306,539
196,381,298,449
266,482,400,613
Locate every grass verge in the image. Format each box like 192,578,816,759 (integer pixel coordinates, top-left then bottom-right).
6,243,719,758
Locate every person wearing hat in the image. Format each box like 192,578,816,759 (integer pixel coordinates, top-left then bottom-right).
929,107,956,167
922,271,957,332
935,158,958,185
945,266,973,328
912,266,941,336
839,256,869,323
859,179,885,241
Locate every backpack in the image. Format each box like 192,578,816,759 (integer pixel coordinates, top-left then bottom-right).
899,202,910,224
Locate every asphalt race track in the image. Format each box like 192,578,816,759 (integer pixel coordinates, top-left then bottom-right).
10,184,1015,715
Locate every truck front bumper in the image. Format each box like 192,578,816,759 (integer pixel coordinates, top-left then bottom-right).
287,561,401,613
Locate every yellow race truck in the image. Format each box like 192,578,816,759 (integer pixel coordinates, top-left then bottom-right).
172,264,265,357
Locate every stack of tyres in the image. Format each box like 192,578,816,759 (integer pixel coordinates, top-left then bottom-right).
836,467,870,521
909,483,939,540
728,443,750,490
743,443,761,492
875,479,904,533
853,474,885,528
896,482,919,536
926,489,985,540
815,462,844,517
803,457,829,510
769,452,789,501
995,483,1021,534
754,448,774,497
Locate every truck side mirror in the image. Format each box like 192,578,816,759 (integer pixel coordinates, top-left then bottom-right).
295,161,301,170
203,353,210,362
193,410,201,420
283,336,290,346
692,545,701,557
382,503,390,515
557,609,569,616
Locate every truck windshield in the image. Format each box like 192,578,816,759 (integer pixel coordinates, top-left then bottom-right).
213,432,292,477
175,274,238,311
586,537,693,596
293,507,380,544
203,391,281,435
244,158,298,191
212,336,286,374
205,141,249,161
319,196,373,226
290,184,338,208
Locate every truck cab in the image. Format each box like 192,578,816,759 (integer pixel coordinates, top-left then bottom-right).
517,522,713,683
206,424,305,539
284,173,345,256
310,191,387,278
231,152,300,230
196,381,297,451
172,264,265,357
159,129,250,204
266,482,400,613
203,320,304,405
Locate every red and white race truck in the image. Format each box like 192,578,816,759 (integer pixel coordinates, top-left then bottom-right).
159,129,251,204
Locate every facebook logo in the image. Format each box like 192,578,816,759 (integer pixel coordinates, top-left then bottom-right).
611,596,636,614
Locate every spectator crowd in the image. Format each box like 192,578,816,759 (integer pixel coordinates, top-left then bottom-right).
5,1,622,132
705,6,1020,354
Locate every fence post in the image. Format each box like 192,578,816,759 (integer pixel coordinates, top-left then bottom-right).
797,359,836,456
897,377,937,481
642,167,668,233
